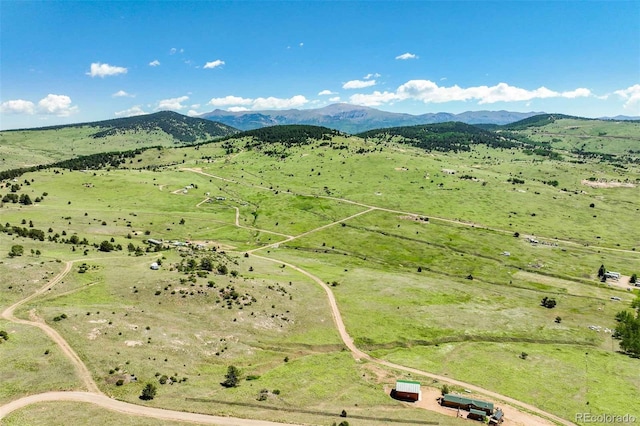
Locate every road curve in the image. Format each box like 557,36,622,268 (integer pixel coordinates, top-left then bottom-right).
0,392,300,425
1,261,101,394
251,254,576,426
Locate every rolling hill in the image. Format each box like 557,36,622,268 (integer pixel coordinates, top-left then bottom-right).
0,111,238,171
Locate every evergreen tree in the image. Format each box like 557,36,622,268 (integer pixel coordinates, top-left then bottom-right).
140,383,157,400
221,365,241,388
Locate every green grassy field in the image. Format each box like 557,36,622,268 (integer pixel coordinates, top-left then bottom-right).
1,118,639,425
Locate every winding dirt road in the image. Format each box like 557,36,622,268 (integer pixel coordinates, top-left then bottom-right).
0,166,591,425
1,258,299,425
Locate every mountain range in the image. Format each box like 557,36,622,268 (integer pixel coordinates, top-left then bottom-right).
199,103,546,133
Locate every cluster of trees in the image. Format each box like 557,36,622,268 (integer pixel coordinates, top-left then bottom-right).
8,245,24,257
175,256,232,275
1,224,45,241
357,122,519,152
0,330,8,343
614,295,640,357
233,125,342,148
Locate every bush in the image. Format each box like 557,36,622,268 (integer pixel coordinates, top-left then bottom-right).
115,379,124,386
541,297,557,309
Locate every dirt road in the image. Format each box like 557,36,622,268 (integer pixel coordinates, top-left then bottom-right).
251,254,575,426
0,392,300,425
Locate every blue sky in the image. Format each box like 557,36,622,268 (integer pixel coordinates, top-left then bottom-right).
1,1,639,129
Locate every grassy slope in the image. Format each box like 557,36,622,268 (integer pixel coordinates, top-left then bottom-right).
1,120,639,424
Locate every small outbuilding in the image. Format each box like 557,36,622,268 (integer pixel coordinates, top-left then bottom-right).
468,408,487,421
489,409,504,425
392,380,421,402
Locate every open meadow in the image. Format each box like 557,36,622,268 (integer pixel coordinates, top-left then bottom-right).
1,117,639,425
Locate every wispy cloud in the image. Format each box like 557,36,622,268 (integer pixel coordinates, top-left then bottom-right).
396,52,418,60
112,90,134,98
208,95,308,110
343,79,376,90
614,84,640,109
329,97,341,102
349,80,592,106
87,62,127,78
204,60,225,69
156,96,189,110
1,99,35,114
149,59,160,67
363,73,380,80
318,90,337,96
115,105,148,117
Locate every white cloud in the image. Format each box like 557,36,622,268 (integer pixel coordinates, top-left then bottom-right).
1,99,35,114
349,91,400,106
204,60,225,69
561,88,591,98
186,110,201,117
37,94,78,116
299,42,304,47
207,95,308,110
170,48,177,55
318,90,337,96
329,97,341,102
396,52,418,60
343,79,376,89
208,96,254,107
149,59,160,67
112,90,134,98
252,95,308,109
156,96,189,110
349,80,592,106
363,73,381,80
191,104,201,109
87,62,128,78
228,106,250,112
614,84,640,109
115,105,148,117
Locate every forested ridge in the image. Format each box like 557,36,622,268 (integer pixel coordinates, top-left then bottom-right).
6,111,238,143
357,122,519,152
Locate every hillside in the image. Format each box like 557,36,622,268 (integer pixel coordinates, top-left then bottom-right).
0,111,238,171
357,122,519,152
199,103,543,133
1,120,639,426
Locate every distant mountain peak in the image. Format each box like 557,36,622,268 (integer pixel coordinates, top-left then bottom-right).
199,104,544,133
